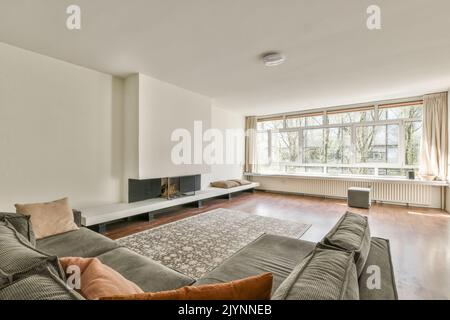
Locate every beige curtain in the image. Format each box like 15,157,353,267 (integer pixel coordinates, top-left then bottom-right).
244,116,257,173
419,92,448,180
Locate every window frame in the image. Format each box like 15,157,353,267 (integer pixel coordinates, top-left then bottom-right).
255,101,423,177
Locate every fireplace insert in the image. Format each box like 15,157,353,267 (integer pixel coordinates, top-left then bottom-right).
128,174,201,203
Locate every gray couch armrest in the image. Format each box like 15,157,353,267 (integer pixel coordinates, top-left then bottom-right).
72,209,82,227
358,237,398,300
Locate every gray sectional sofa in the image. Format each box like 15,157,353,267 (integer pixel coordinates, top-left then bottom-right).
196,235,397,300
0,210,397,300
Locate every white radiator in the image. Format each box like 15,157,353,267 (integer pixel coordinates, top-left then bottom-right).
252,176,438,207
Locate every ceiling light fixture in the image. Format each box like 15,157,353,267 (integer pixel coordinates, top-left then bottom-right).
262,52,286,67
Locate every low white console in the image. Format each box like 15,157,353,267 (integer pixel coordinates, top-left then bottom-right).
79,182,259,232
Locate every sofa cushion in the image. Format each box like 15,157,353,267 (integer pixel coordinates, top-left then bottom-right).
229,179,252,186
0,221,64,285
195,234,315,293
210,180,240,189
96,247,194,292
358,237,398,300
0,212,36,246
271,248,359,300
0,266,83,300
36,227,119,258
15,197,79,240
101,273,273,301
59,257,143,300
319,211,370,276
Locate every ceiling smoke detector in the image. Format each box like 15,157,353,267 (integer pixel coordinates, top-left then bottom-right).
262,52,286,67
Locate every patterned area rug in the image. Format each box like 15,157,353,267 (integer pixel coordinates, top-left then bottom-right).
117,208,311,279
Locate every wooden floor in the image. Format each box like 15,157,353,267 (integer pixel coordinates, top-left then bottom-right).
105,191,450,300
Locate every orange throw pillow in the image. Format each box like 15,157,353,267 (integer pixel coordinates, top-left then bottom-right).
59,257,143,300
100,273,273,300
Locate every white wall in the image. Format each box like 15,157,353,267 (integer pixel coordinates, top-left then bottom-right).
123,74,246,195
446,89,450,212
446,187,450,212
138,73,212,179
123,73,216,199
204,105,245,185
0,44,246,209
123,74,140,189
0,43,124,211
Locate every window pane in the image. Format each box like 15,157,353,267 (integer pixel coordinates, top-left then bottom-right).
327,167,375,175
379,104,422,120
326,127,352,164
285,114,323,127
286,165,306,174
356,126,374,163
405,121,422,165
258,163,287,174
271,131,300,163
304,129,324,163
286,166,324,174
378,168,417,177
305,115,323,126
327,109,375,124
286,117,304,128
326,167,342,175
386,125,399,163
306,166,324,173
257,119,284,130
256,132,269,165
349,168,375,175
356,125,399,163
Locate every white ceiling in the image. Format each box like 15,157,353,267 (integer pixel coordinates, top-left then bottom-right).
1,0,450,115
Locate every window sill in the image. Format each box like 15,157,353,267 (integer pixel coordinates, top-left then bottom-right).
244,172,449,187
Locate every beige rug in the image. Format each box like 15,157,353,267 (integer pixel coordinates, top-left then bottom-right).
117,208,311,279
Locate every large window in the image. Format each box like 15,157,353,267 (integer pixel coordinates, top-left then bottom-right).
255,101,423,178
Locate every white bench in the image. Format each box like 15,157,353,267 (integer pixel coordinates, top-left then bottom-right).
79,182,259,232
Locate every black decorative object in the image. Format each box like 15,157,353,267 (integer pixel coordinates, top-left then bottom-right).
128,178,162,203
129,175,201,203
180,175,201,194
407,171,415,180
